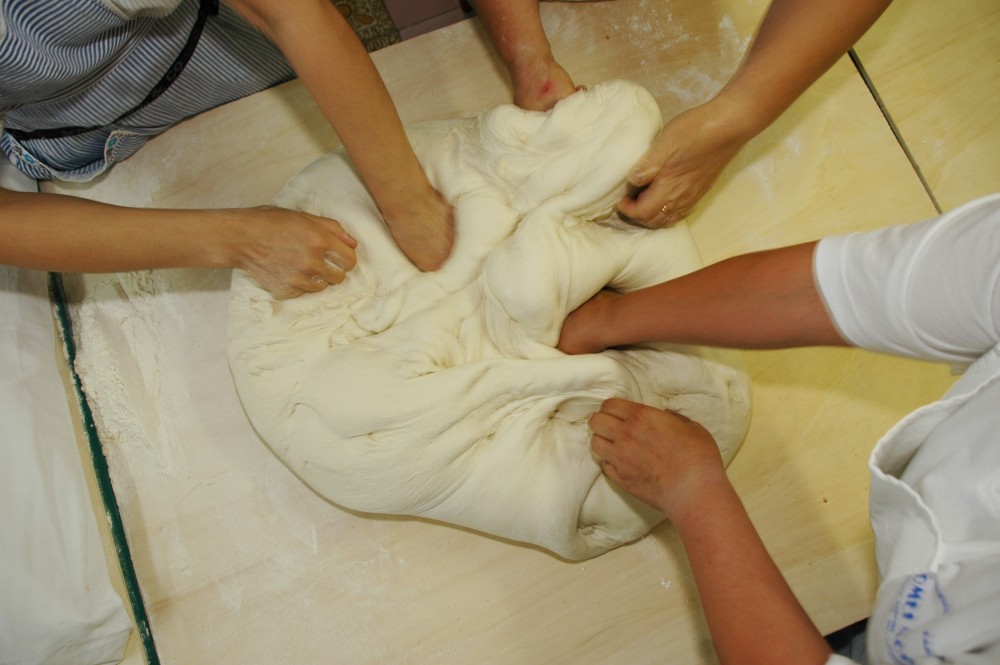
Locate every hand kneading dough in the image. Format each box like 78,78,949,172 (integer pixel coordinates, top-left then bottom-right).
227,80,751,560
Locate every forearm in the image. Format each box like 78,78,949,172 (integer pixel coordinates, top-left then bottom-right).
473,0,577,111
229,0,432,210
671,479,831,665
473,0,553,72
0,188,229,273
590,401,830,664
716,0,892,139
604,242,846,349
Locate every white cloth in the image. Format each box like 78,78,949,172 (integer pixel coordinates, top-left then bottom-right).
828,655,863,665
814,193,1000,665
0,161,131,665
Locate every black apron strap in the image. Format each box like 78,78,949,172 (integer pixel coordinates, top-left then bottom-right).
5,0,220,142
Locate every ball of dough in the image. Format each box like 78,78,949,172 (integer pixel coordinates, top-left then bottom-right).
228,80,751,560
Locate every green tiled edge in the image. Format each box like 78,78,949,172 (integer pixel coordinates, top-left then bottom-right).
48,273,160,665
847,48,942,214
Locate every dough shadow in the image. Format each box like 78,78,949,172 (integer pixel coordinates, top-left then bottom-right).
332,501,590,563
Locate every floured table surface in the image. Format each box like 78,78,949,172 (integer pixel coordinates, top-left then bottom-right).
47,0,958,662
854,0,1000,210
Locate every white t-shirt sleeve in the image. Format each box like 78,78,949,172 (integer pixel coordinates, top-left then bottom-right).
814,193,1000,365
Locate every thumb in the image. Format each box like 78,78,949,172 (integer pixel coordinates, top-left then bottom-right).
627,152,661,187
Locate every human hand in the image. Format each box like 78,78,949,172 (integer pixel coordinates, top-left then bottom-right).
588,398,728,519
381,187,456,272
227,205,358,298
617,101,748,228
557,289,621,355
510,56,579,112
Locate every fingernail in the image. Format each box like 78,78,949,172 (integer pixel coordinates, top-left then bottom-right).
325,251,345,269
628,165,653,184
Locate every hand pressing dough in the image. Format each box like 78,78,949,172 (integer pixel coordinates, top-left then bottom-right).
228,80,751,560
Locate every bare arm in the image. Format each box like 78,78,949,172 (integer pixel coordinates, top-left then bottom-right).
558,241,847,353
472,0,577,110
589,399,831,665
0,186,356,298
721,0,892,135
621,0,893,226
225,0,454,271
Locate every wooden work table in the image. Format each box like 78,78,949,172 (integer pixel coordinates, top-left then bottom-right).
46,0,984,662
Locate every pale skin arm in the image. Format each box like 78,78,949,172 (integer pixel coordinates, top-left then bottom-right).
2,0,450,296
0,186,357,298
621,0,893,226
558,241,847,354
472,0,577,111
589,399,832,665
225,0,455,271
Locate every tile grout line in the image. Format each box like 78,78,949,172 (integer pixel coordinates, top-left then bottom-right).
848,48,943,214
49,273,161,665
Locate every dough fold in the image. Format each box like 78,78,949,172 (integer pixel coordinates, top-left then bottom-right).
228,80,751,560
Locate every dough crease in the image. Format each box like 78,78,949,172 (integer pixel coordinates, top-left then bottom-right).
228,80,751,560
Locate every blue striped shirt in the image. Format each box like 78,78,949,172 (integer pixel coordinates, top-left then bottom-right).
0,0,294,181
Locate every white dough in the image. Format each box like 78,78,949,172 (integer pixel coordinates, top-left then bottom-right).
227,80,751,560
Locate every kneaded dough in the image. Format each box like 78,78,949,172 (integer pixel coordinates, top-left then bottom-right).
228,80,751,560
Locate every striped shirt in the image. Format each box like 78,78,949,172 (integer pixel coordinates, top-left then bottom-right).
0,0,294,181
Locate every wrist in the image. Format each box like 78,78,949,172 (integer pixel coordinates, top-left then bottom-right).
508,47,555,79
124,207,234,272
199,209,246,271
601,289,651,349
377,182,448,229
582,289,627,351
710,73,791,142
500,30,560,89
694,93,765,153
661,469,736,527
360,153,442,227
